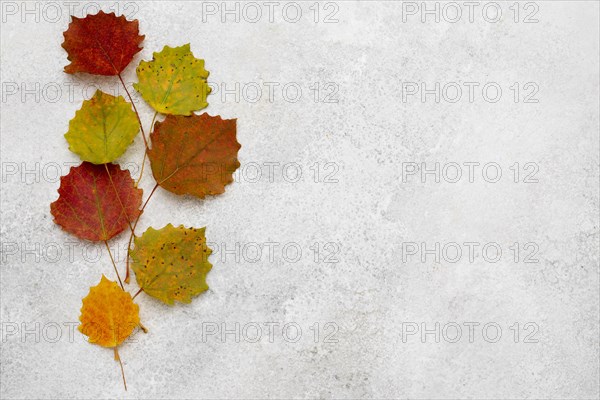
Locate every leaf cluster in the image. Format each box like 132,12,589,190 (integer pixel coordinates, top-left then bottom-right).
51,11,241,389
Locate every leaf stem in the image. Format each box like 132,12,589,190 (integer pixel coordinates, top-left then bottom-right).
135,152,147,188
132,287,143,300
124,183,160,283
104,240,124,290
114,347,127,391
149,111,158,134
135,111,158,187
117,73,148,150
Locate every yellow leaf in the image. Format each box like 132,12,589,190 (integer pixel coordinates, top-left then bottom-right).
130,224,213,305
133,44,211,115
65,90,139,164
79,275,140,347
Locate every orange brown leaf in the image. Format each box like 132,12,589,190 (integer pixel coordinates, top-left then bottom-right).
148,114,241,198
50,162,142,241
62,11,144,76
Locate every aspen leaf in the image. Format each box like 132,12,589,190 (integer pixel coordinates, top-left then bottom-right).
148,113,240,198
133,44,211,115
62,11,144,76
79,275,140,347
50,162,142,241
130,224,213,305
65,90,139,164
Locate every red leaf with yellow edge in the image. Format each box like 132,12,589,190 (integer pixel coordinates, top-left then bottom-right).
62,11,144,76
79,275,140,347
50,162,142,241
148,114,241,198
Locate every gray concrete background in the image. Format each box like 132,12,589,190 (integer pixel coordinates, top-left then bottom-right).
1,1,599,398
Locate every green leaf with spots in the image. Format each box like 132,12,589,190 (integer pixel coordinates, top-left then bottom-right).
133,44,211,115
65,90,139,164
130,224,213,305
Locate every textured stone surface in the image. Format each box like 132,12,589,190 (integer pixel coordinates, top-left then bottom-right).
1,1,598,398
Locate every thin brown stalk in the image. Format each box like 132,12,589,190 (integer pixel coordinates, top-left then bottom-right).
114,348,127,391
124,183,160,283
104,241,124,290
117,73,148,150
135,111,158,187
132,287,143,300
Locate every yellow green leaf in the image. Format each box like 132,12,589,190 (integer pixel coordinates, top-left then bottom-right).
133,44,211,115
65,90,139,164
78,275,140,348
130,224,213,305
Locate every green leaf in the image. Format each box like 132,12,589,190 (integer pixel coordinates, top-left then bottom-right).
133,44,211,115
130,224,213,305
65,90,139,164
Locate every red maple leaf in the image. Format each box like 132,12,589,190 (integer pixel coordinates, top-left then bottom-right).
62,11,144,76
51,162,143,241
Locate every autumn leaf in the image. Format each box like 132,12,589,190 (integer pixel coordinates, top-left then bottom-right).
79,275,140,347
62,11,144,76
133,44,211,115
130,224,213,305
148,114,240,198
65,90,139,164
51,162,142,241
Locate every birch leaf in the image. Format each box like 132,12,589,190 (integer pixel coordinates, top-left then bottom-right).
148,113,240,198
133,44,210,115
62,11,144,76
130,224,213,305
50,162,142,241
79,275,140,347
65,90,139,164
